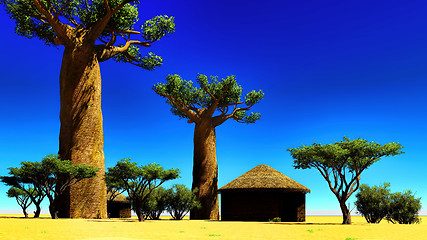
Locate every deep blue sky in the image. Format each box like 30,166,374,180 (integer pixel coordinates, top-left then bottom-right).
0,0,426,214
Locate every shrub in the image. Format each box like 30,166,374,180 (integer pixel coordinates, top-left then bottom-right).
143,187,169,220
355,183,422,224
355,183,391,223
166,184,201,220
269,217,281,222
386,190,422,224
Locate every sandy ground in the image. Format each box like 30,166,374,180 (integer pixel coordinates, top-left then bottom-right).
0,215,425,240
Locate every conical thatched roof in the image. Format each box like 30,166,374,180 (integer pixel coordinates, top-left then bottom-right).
219,165,310,193
107,189,130,203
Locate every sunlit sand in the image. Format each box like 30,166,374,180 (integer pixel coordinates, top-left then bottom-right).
0,215,425,240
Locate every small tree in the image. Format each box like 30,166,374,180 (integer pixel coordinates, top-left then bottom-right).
105,159,180,221
355,183,391,223
5,155,99,219
386,190,422,224
1,176,46,218
6,187,32,218
288,137,403,224
166,184,201,220
154,74,263,220
141,186,168,220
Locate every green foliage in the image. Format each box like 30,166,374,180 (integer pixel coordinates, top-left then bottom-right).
355,183,391,223
289,137,404,172
355,183,422,224
105,159,180,221
269,217,281,222
142,15,175,41
140,186,169,220
113,48,163,70
0,0,55,45
2,154,98,218
165,184,201,220
153,74,264,124
386,190,422,224
288,137,404,224
0,0,175,70
6,187,32,217
77,0,139,31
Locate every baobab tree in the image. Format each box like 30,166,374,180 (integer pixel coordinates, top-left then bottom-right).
153,74,264,219
287,137,403,224
0,0,175,218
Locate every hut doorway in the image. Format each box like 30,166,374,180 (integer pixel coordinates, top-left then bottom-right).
280,194,297,222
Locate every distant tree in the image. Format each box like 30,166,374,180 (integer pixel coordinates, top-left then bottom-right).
6,187,32,218
355,183,391,223
1,176,46,218
5,155,98,219
386,190,422,224
288,137,403,224
153,74,264,220
105,159,180,221
165,184,201,220
0,0,175,218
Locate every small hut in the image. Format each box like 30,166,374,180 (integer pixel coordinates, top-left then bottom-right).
107,190,131,218
218,165,310,222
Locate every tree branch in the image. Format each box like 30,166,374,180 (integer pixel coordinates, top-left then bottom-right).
106,31,116,47
313,162,339,197
53,0,72,20
154,90,199,123
105,27,141,35
31,0,73,46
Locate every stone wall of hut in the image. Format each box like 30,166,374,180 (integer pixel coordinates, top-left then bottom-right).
220,190,306,222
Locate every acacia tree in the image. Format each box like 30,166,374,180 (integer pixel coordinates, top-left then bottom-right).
6,187,32,218
153,74,264,220
1,176,46,218
288,137,403,224
0,0,175,218
105,159,180,221
6,155,99,219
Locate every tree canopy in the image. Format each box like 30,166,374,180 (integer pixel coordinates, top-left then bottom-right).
0,0,175,70
105,159,180,221
3,155,99,218
6,187,33,218
153,74,264,126
288,137,404,224
355,183,392,223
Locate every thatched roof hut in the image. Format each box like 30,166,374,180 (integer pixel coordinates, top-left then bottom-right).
219,165,310,222
107,189,131,218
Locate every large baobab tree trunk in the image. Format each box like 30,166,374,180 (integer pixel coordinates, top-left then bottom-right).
56,45,107,219
190,120,219,220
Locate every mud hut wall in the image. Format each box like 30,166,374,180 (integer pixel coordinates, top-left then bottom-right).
221,191,281,221
279,192,306,222
107,201,131,218
221,191,306,222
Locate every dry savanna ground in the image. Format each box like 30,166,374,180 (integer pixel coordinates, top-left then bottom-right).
0,215,425,240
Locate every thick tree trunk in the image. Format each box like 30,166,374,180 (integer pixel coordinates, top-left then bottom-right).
49,200,58,219
56,45,107,219
340,201,352,224
190,120,219,220
22,208,28,218
133,201,145,222
33,204,41,218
